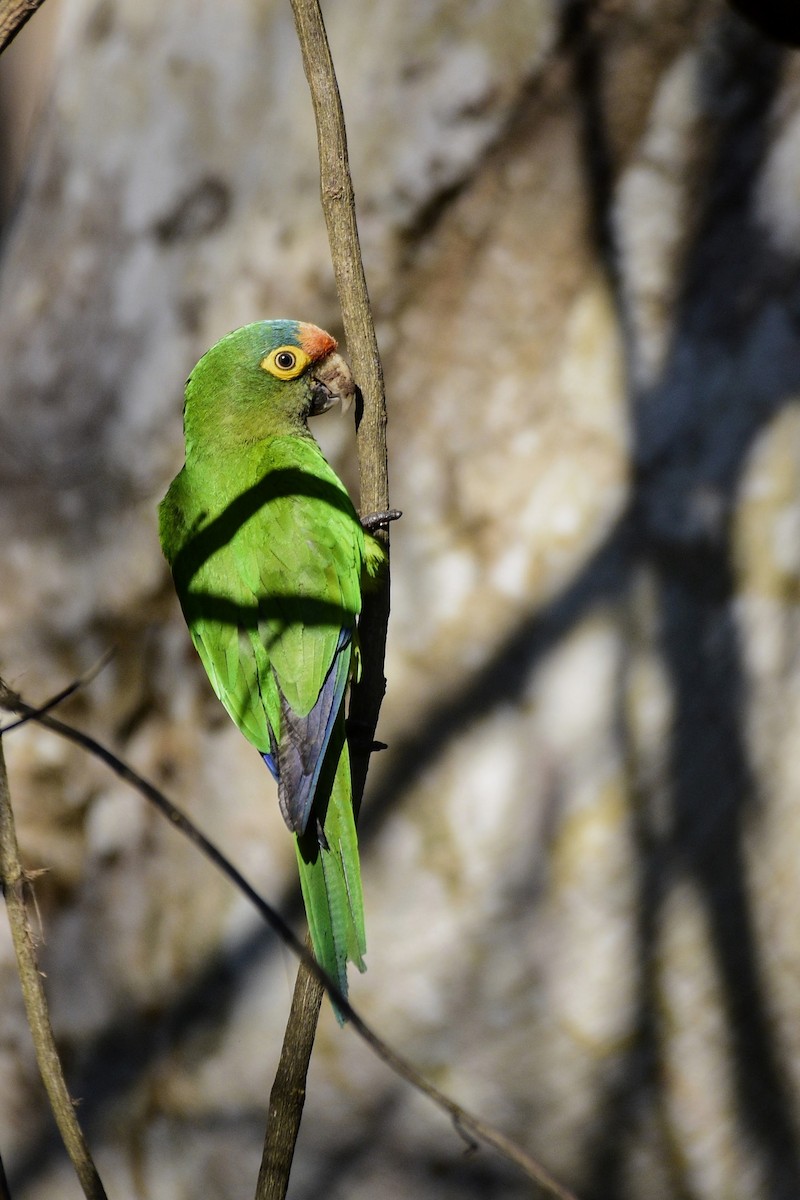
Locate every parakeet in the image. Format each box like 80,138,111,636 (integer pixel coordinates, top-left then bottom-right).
158,319,385,1012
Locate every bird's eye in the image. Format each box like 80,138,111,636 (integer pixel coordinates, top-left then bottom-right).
260,344,311,380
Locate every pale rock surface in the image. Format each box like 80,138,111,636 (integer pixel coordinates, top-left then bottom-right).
1,1,800,1198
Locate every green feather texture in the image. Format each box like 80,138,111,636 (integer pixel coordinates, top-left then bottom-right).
159,320,384,1016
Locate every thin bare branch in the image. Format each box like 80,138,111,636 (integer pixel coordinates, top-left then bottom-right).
0,650,113,735
289,0,389,514
0,685,334,989
255,937,323,1200
260,1,395,1194
0,733,108,1200
0,684,580,1200
288,0,391,768
0,0,48,55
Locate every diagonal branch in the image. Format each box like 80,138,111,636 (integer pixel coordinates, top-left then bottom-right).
0,684,579,1200
0,735,108,1200
0,0,49,55
0,651,113,736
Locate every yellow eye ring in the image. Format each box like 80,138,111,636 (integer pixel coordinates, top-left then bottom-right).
260,345,312,380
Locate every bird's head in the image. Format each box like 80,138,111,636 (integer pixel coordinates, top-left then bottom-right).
183,319,355,453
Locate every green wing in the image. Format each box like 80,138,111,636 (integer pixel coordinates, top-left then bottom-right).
159,435,368,1006
161,437,364,745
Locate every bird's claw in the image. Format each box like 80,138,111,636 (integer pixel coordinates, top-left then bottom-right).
361,509,402,532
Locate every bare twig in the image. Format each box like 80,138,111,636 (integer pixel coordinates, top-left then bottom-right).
0,0,48,55
0,650,113,736
0,684,579,1200
255,936,323,1200
288,0,391,802
0,686,329,984
259,1,395,1194
0,734,108,1200
289,0,389,512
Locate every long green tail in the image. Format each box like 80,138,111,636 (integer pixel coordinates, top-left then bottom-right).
294,712,365,1021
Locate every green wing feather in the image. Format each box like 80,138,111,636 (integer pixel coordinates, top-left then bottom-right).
160,434,376,1008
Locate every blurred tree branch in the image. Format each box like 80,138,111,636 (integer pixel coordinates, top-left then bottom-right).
0,0,48,55
0,733,108,1200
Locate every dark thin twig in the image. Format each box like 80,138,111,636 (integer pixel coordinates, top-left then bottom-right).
0,650,114,735
0,684,580,1200
0,0,49,55
0,685,335,990
0,726,108,1200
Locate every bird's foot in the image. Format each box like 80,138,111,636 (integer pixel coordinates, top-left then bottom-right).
361,509,402,532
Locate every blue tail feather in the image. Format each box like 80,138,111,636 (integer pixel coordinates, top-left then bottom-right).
261,751,279,780
259,627,352,837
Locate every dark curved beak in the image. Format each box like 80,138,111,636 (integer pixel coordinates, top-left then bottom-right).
309,351,355,416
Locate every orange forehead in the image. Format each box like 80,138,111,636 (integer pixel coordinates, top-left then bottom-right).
296,322,337,361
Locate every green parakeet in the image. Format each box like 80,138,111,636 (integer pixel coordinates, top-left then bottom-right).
158,319,385,1011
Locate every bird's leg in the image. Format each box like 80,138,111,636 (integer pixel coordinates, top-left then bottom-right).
360,509,402,532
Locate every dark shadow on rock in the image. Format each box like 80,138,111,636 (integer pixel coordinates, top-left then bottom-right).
566,8,800,1197
8,10,800,1199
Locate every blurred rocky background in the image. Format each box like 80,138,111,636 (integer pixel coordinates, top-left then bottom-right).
2,0,800,1197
